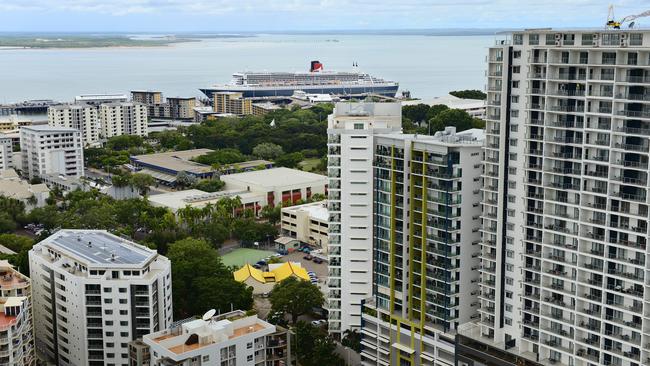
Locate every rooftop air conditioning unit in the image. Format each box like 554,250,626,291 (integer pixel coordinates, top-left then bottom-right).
592,33,600,47
620,33,628,47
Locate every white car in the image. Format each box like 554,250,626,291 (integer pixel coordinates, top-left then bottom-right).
311,319,327,327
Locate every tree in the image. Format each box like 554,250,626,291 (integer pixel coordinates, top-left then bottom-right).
450,89,487,100
166,238,253,318
260,205,281,225
192,178,225,192
175,171,198,188
269,276,324,324
0,213,16,233
252,143,284,160
425,104,449,121
130,173,155,196
342,329,362,352
428,109,475,134
402,104,430,123
275,152,304,169
194,149,247,166
294,321,343,366
106,135,144,150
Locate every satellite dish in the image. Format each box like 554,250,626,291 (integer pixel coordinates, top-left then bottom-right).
202,309,216,321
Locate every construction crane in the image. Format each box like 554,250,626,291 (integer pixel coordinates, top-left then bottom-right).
607,5,650,29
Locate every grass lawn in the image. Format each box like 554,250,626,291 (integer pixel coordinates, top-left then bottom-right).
299,158,321,172
221,248,276,267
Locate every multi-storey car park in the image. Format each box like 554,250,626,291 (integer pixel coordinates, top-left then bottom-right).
360,128,484,366
29,230,172,366
457,28,650,366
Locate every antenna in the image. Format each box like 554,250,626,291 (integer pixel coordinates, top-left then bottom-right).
202,309,216,321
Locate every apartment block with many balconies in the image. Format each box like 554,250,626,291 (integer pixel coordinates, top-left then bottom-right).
19,125,84,180
457,29,650,366
0,260,35,366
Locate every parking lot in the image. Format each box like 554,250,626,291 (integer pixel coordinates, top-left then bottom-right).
283,250,328,290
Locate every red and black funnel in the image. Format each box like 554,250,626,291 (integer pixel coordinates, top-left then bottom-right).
310,61,323,72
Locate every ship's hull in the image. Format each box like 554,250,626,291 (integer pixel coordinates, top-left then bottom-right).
200,83,399,99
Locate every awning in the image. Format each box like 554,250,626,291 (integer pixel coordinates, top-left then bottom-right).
275,236,300,246
392,342,415,355
139,168,177,183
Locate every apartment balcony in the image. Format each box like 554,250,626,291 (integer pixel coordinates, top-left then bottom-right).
549,89,586,97
611,191,646,203
613,142,649,152
549,135,583,144
554,73,587,81
618,75,650,83
616,110,650,119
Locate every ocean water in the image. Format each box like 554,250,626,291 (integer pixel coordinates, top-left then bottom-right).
0,34,494,103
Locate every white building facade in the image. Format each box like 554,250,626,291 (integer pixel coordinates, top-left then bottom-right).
99,102,148,139
19,125,84,180
0,137,13,170
48,103,101,146
457,29,650,366
280,200,329,249
29,230,173,366
326,102,402,337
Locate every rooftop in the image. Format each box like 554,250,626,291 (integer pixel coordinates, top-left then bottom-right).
282,200,328,222
148,189,264,212
38,230,157,267
0,169,50,200
377,128,485,146
146,312,274,358
131,148,215,175
21,125,78,133
222,167,326,189
0,260,29,289
402,94,485,110
75,94,128,101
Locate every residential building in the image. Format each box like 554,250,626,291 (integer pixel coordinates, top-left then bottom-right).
360,128,485,366
280,200,329,249
99,102,148,139
0,136,13,170
402,94,487,118
326,102,402,337
194,106,219,122
252,103,282,116
75,94,128,107
47,103,101,146
0,169,49,210
141,310,282,366
0,260,35,366
29,230,173,366
214,92,253,115
131,91,163,106
167,97,196,119
221,167,327,207
0,115,36,132
458,29,650,366
20,125,84,180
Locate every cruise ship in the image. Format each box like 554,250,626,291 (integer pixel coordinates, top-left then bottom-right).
200,61,399,98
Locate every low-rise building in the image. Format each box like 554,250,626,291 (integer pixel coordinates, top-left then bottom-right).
193,106,219,123
0,169,49,210
252,103,282,116
214,92,253,115
29,230,173,366
0,260,35,366
401,94,486,118
148,189,265,215
19,125,84,180
221,167,327,207
0,115,36,132
280,200,328,249
141,310,279,366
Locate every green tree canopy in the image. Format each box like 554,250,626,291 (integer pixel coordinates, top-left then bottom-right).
166,238,253,318
294,321,343,366
275,152,304,169
130,173,155,196
192,178,225,193
450,89,487,100
428,109,475,133
402,104,430,123
269,276,324,324
252,143,284,160
194,149,247,166
106,135,144,151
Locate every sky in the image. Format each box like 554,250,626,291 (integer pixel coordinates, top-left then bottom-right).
0,0,649,32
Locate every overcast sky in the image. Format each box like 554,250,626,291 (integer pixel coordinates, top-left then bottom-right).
0,0,649,32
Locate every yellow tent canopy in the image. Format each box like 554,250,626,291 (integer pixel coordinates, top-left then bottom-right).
233,263,266,283
233,262,310,283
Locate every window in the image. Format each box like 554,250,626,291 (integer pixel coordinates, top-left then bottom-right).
509,139,518,147
630,33,643,46
505,277,514,286
508,181,516,189
513,51,521,59
512,66,520,74
119,299,127,304
510,110,519,118
505,264,514,272
203,356,210,362
104,299,112,304
118,288,127,293
511,95,519,104
507,209,515,217
509,153,517,161
119,310,127,315
247,342,253,349
247,355,253,362
505,291,513,299
505,318,512,325
506,223,515,231
506,237,514,245
529,34,539,45
508,167,517,175
507,195,516,203
513,34,523,45
512,81,520,88
506,250,514,258
505,304,513,312
103,288,112,293
353,123,364,130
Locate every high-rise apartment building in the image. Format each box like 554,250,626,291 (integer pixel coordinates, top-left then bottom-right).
20,125,84,179
29,230,173,366
214,92,253,115
457,29,650,366
48,103,101,146
0,136,13,170
361,128,485,366
99,102,148,139
326,102,402,337
167,97,196,119
131,91,163,106
0,260,35,366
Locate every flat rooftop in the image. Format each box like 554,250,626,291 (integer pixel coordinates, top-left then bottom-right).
148,189,264,212
39,230,156,266
402,94,485,109
376,128,485,146
131,148,215,175
283,200,328,221
222,167,326,189
21,125,78,133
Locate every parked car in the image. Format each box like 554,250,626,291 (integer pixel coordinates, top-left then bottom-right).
307,271,316,276
256,260,266,266
312,257,324,264
303,255,313,261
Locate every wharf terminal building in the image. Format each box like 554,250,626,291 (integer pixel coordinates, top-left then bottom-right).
457,28,650,366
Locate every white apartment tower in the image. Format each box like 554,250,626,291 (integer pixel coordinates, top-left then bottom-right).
29,230,173,366
99,102,148,139
360,128,485,366
0,260,35,366
326,102,402,337
48,103,100,146
457,29,650,366
0,137,13,170
20,125,84,180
